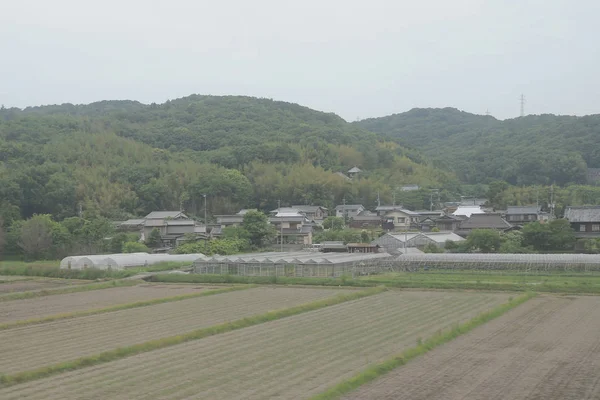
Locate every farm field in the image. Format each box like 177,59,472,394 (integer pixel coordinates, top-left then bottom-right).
0,290,510,400
342,295,600,400
0,286,352,374
0,283,218,324
0,278,88,295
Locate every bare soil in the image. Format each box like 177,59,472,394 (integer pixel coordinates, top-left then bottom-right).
0,291,510,399
0,287,351,375
343,295,600,400
0,279,87,295
0,283,215,324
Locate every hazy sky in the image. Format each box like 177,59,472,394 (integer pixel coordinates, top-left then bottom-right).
1,0,599,120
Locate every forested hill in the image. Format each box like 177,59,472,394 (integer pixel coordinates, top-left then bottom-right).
0,96,456,223
356,108,600,186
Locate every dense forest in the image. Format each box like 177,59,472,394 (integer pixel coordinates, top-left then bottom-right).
0,96,458,225
356,108,600,185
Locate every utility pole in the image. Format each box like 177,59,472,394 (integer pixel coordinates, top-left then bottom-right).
377,191,381,207
342,197,347,226
202,194,207,226
549,185,555,219
278,199,283,251
520,94,526,117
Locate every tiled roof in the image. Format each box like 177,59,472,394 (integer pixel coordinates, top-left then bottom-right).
506,205,542,214
292,205,327,212
145,211,186,219
335,204,364,211
564,206,600,222
460,214,512,229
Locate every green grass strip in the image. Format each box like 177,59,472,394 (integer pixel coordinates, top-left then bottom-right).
0,280,140,302
0,285,254,331
309,291,537,400
0,286,386,387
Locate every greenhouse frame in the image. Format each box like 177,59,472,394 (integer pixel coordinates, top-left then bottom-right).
395,253,600,273
192,251,395,277
62,253,206,270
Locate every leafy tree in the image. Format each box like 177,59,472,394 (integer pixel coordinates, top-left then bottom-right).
18,215,55,260
0,218,5,256
122,241,149,253
423,243,443,253
174,238,246,255
583,238,600,254
145,228,162,248
547,219,576,251
360,230,370,243
464,229,502,253
521,222,551,251
242,210,275,248
108,232,140,253
323,216,345,231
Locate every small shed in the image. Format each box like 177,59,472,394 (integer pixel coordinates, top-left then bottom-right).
320,241,348,253
347,243,381,253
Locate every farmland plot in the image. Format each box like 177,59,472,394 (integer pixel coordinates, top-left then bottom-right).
0,291,510,400
0,283,216,324
0,278,87,295
343,295,600,400
0,287,350,374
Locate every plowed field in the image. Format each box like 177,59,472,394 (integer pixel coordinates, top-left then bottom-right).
0,287,349,374
0,279,87,295
343,295,600,400
0,291,509,399
0,283,215,323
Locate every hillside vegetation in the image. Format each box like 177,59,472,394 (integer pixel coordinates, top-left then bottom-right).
356,108,600,185
0,96,457,223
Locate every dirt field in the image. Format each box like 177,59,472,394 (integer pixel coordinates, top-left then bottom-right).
0,278,87,295
0,283,217,323
0,291,509,399
343,295,600,400
0,287,351,374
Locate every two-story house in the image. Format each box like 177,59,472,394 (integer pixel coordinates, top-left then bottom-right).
504,206,550,225
434,215,463,232
335,204,365,220
291,205,328,221
456,214,513,237
376,206,420,231
121,211,207,248
269,209,313,246
349,211,383,229
563,206,600,239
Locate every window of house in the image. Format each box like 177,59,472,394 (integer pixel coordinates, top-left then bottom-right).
397,217,406,224
593,225,600,232
580,224,587,232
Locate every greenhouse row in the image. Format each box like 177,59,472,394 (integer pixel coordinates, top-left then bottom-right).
60,253,206,270
395,253,600,272
192,251,395,277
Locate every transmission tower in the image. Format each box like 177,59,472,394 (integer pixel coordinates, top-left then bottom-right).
520,94,526,117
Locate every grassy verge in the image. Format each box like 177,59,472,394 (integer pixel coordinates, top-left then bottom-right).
0,286,386,387
0,285,253,331
310,291,537,400
0,280,140,302
148,272,600,294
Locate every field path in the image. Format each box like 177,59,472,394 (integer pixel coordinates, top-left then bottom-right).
0,283,215,323
0,287,348,374
343,295,600,400
0,291,509,400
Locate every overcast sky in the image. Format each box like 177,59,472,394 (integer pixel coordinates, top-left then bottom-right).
1,0,598,120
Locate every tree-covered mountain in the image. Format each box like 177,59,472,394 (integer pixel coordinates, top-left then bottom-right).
355,108,600,186
0,96,458,223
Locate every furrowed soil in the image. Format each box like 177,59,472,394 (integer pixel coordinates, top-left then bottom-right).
0,291,509,399
0,283,217,324
0,287,350,375
343,295,600,400
0,279,88,295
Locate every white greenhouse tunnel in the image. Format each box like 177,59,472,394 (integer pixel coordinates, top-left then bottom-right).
60,253,206,271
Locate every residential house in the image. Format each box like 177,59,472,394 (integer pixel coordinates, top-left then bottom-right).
457,214,513,237
335,204,365,219
120,211,206,248
563,206,600,239
434,215,463,232
349,211,382,229
269,209,313,246
415,210,444,232
291,205,328,221
320,241,348,253
504,206,549,225
347,166,362,178
452,206,485,218
376,206,421,231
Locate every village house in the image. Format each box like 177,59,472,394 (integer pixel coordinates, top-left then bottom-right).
349,211,382,229
376,206,421,231
120,211,206,248
347,166,362,179
269,209,313,246
504,205,550,225
434,215,463,232
563,206,600,239
457,214,513,237
335,204,365,220
291,205,328,221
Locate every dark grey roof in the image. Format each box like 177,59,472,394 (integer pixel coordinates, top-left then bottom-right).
352,215,382,221
460,214,512,229
335,204,364,211
564,206,600,222
166,220,195,226
291,205,327,213
145,211,187,219
120,219,145,226
506,205,541,215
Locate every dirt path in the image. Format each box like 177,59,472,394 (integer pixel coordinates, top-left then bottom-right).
0,291,510,400
0,287,349,375
0,283,215,323
343,295,600,400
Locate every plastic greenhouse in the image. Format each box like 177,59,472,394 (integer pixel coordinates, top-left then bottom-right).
193,251,395,277
62,253,205,271
395,253,600,272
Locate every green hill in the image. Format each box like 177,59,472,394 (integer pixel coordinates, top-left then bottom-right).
356,108,600,185
0,96,457,222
